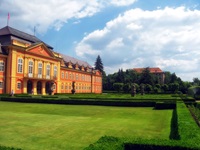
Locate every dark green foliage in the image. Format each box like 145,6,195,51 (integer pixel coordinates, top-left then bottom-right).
193,78,200,86
139,67,154,85
188,105,200,126
84,136,123,150
145,84,152,93
169,109,180,140
177,102,200,144
0,97,156,107
154,102,176,110
0,145,21,150
161,84,169,92
94,55,104,73
123,83,131,93
124,143,195,150
188,86,200,99
113,83,124,92
169,83,179,93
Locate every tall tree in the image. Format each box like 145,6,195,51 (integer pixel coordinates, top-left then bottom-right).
139,67,154,85
94,55,104,73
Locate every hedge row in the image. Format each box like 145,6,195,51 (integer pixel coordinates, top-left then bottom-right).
169,108,180,140
0,97,157,107
85,136,197,150
85,101,200,150
0,145,21,150
188,105,200,126
154,102,176,110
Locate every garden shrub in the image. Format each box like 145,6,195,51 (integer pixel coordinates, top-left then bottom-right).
187,105,200,126
169,108,180,140
188,86,200,99
0,145,21,150
84,136,123,150
177,102,200,148
154,101,176,109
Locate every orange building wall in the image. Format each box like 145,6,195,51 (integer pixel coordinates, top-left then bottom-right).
0,43,102,95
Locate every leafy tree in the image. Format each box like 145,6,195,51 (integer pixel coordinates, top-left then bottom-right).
145,84,152,93
94,55,104,73
139,67,154,85
116,69,124,83
193,78,200,86
161,84,168,93
170,73,178,83
169,83,179,93
123,83,131,93
113,83,124,92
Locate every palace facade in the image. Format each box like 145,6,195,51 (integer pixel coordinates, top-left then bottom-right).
0,26,102,95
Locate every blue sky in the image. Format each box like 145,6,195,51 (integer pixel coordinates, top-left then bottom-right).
1,0,200,81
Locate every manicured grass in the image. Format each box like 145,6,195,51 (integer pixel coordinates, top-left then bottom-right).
0,101,172,150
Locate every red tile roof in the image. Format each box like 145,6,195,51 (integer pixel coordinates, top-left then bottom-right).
133,67,163,73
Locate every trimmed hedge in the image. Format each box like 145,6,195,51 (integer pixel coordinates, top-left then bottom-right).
154,101,176,110
84,101,200,150
0,97,156,107
169,109,180,140
0,145,21,150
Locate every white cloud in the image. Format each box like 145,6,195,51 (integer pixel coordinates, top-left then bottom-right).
0,0,137,34
75,6,200,81
109,0,137,6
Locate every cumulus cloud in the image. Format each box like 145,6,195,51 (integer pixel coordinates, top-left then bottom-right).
0,0,136,34
75,6,200,81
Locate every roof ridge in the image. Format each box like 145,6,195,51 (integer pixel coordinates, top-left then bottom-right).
7,26,36,37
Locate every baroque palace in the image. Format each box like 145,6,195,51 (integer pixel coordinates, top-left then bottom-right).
0,26,102,95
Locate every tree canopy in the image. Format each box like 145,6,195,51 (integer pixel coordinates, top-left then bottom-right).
94,55,104,73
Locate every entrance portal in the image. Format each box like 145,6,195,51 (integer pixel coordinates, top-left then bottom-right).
37,81,42,94
27,80,33,94
45,82,51,94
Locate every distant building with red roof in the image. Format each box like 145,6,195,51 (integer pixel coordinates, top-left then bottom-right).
133,67,165,84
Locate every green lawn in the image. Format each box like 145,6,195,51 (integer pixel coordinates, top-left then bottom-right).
0,101,172,150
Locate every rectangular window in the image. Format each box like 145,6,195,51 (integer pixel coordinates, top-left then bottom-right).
0,81,3,88
54,66,57,78
46,64,50,79
17,58,23,73
61,72,64,79
69,73,72,79
66,72,68,79
28,61,33,77
38,63,42,78
0,62,4,71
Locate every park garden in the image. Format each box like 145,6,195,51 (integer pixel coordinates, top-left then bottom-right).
0,91,199,150
1,62,200,149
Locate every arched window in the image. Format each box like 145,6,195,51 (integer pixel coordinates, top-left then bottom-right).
28,61,33,77
17,81,21,89
17,58,23,73
38,62,42,78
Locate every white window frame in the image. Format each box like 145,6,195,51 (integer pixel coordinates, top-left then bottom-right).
54,66,57,78
46,64,50,79
17,58,23,73
28,61,33,77
38,63,42,78
0,81,3,88
0,61,4,72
